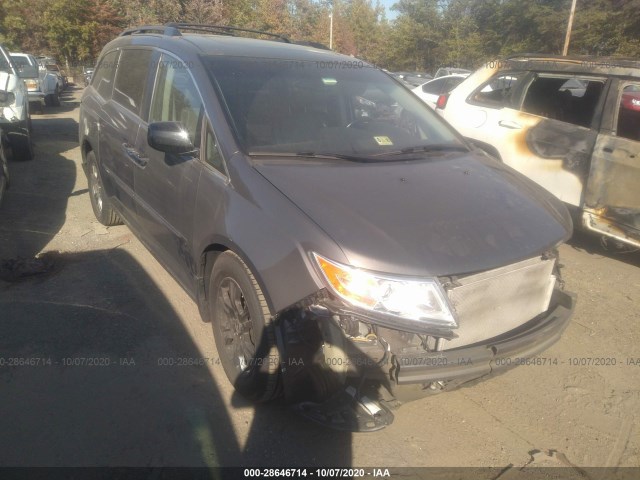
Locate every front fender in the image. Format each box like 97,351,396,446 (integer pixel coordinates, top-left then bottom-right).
193,153,346,316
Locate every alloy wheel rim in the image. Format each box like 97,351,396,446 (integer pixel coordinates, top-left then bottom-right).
217,277,256,373
90,163,103,213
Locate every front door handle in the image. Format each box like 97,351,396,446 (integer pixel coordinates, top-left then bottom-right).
122,143,148,167
498,120,522,129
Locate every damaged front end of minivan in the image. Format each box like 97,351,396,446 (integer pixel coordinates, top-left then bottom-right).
272,249,575,432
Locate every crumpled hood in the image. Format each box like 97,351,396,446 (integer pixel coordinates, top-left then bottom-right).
254,153,571,277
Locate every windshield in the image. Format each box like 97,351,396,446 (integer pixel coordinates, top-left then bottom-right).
203,56,462,157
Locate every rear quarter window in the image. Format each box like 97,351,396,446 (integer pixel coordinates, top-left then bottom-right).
112,49,154,116
92,50,120,101
469,73,524,108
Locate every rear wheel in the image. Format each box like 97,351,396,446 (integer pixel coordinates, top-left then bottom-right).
45,88,60,107
52,87,61,107
209,251,281,402
86,150,121,226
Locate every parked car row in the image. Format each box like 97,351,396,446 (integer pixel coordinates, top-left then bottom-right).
390,71,432,88
0,46,73,205
0,46,72,204
0,44,35,163
9,53,66,109
79,23,576,431
37,56,69,89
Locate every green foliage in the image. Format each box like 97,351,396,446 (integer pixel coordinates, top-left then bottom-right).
1,0,638,74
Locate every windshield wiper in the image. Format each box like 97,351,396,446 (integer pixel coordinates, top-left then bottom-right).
248,151,373,162
248,145,469,162
372,143,469,157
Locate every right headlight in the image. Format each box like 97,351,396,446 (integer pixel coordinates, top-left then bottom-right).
312,253,457,329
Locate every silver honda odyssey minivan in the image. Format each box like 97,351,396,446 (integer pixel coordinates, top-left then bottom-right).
79,23,575,431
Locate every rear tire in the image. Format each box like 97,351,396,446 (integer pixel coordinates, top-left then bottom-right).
86,150,122,226
209,251,281,403
52,88,61,107
45,89,60,107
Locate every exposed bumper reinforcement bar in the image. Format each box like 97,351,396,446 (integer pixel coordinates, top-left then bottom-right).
393,290,575,385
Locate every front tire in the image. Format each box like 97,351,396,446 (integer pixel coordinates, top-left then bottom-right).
86,150,121,226
8,123,34,161
209,251,281,402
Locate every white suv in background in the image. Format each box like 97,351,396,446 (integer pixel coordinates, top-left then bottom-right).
0,44,35,160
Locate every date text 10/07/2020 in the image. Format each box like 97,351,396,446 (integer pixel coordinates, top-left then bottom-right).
244,468,391,478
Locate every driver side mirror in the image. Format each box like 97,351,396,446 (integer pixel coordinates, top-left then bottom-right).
148,121,196,154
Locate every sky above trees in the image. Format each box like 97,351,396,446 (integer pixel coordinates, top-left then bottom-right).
1,0,637,74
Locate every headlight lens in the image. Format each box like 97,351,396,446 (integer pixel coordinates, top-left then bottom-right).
313,253,457,328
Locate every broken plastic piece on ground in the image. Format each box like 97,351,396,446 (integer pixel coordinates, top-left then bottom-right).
293,388,394,432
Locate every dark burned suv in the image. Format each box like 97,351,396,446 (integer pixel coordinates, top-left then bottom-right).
79,23,575,431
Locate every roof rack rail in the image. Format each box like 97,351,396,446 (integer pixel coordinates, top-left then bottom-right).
503,53,640,70
294,40,330,50
119,23,290,43
167,23,290,43
120,25,181,37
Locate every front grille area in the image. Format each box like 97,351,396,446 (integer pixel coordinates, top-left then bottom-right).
443,256,556,350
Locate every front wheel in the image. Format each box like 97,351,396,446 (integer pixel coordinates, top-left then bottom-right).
209,251,281,402
86,150,121,226
8,123,33,161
